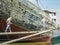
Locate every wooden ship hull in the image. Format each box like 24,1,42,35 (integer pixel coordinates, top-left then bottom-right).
0,18,51,45
0,18,51,42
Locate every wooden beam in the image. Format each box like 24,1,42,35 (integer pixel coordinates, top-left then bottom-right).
0,31,39,35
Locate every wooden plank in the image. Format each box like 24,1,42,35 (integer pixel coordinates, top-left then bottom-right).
0,31,39,35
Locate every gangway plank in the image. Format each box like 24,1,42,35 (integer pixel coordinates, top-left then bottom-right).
0,31,39,35
0,29,54,35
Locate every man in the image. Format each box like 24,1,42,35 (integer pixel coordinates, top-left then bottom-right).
5,17,12,32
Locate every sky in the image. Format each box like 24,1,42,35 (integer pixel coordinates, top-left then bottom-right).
29,0,60,24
